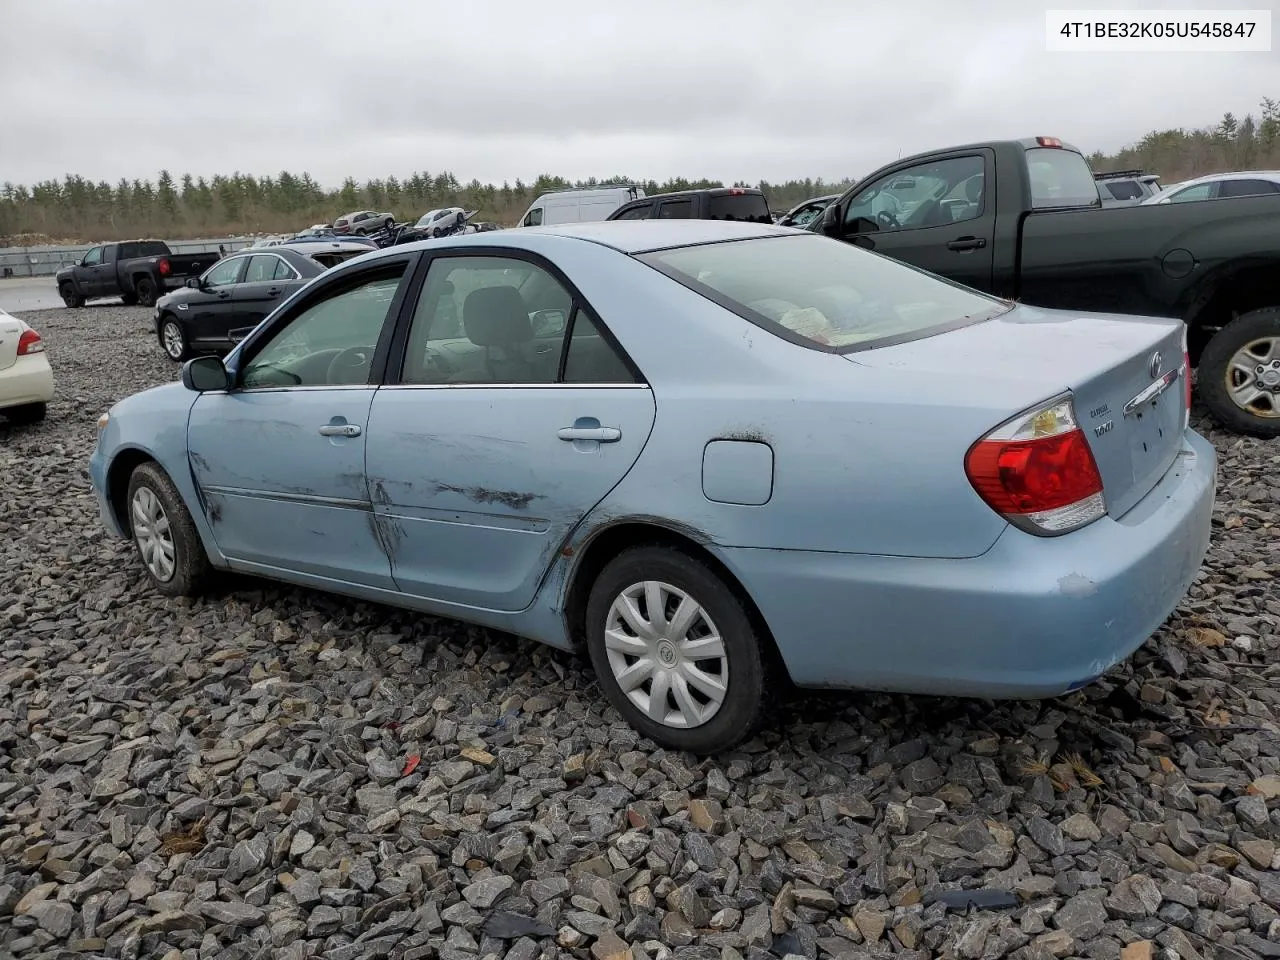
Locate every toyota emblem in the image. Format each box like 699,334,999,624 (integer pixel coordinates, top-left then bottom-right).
1148,351,1162,379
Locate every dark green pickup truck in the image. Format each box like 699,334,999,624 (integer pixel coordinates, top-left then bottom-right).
810,136,1280,437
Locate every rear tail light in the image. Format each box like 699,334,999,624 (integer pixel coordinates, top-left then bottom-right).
16,329,44,356
1180,324,1191,428
158,258,171,276
964,394,1106,536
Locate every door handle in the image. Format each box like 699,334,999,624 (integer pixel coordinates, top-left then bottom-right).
946,237,987,251
558,426,621,442
318,423,361,437
267,287,281,296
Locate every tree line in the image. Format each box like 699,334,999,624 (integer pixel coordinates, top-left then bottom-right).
2,97,1277,246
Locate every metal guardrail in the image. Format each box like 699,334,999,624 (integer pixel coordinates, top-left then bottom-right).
0,237,257,278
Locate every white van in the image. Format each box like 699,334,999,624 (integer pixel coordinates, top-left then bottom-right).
516,185,646,227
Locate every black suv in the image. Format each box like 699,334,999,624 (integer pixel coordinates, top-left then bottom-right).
607,187,773,223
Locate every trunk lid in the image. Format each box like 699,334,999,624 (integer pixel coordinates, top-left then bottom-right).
0,315,23,371
849,303,1187,519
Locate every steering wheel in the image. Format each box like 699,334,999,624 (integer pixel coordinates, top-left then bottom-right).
326,346,374,384
875,210,901,229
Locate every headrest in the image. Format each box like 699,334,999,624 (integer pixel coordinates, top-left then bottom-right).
965,177,983,202
463,286,533,347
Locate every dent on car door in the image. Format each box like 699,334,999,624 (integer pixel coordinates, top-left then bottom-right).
185,258,414,587
364,252,656,612
831,152,996,292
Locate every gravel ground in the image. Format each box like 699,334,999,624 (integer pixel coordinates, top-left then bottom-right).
2,304,1279,960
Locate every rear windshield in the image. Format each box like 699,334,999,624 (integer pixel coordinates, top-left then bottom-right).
638,234,1010,352
706,194,773,223
1025,147,1101,209
119,241,169,259
309,250,368,269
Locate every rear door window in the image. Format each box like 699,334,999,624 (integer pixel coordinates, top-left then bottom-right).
1219,178,1280,198
658,199,693,219
706,193,773,223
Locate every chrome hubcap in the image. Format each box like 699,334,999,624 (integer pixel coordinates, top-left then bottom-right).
163,323,184,359
131,486,176,581
1226,336,1280,417
604,580,728,729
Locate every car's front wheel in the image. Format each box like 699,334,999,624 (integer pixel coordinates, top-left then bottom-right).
585,545,767,754
1197,307,1280,438
159,317,189,362
60,283,84,308
126,462,211,597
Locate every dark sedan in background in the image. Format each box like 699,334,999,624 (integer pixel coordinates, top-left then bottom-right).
152,242,371,361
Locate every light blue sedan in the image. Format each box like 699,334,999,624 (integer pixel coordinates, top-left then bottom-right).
89,220,1217,754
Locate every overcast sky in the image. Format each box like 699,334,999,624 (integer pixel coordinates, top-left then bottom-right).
1,0,1275,189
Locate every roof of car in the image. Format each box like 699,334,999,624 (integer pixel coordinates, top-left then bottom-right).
1171,170,1280,186
427,220,800,255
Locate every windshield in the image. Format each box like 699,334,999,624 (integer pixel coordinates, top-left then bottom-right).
1025,147,1100,208
638,234,1010,352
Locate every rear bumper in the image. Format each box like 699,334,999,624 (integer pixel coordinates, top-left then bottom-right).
0,355,55,409
722,428,1217,697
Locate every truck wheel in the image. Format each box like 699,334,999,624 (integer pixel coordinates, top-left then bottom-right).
135,277,158,308
60,284,84,308
1197,307,1280,438
120,292,138,306
383,217,394,230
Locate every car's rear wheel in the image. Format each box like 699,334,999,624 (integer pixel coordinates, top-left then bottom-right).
1197,307,1280,438
584,545,767,754
3,402,46,425
383,217,394,230
126,462,210,597
160,318,189,362
60,284,84,308
120,292,138,306
135,277,158,308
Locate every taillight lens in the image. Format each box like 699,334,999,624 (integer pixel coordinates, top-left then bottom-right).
158,258,171,276
17,329,44,355
1180,324,1191,428
964,395,1106,536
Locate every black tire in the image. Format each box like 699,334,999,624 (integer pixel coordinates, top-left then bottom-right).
584,545,767,754
158,317,190,362
60,284,84,308
134,277,158,308
3,402,46,425
120,292,138,306
125,461,211,597
1196,307,1280,438
383,217,394,230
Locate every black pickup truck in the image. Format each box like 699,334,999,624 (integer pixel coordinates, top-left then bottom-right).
607,187,774,223
56,240,220,309
810,136,1280,437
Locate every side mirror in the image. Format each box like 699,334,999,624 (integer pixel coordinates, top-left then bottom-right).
186,276,201,289
181,356,230,392
820,202,841,237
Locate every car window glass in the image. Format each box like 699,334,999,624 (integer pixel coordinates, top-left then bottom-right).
706,193,773,223
524,208,543,226
613,204,652,220
205,257,244,287
83,247,102,266
1168,183,1214,203
245,255,279,283
272,258,296,281
1105,181,1143,200
658,199,693,219
1219,178,1278,198
791,202,824,226
563,306,637,384
844,155,985,235
401,256,573,385
239,266,406,389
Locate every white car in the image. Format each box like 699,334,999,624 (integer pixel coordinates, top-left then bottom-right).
1140,170,1280,204
0,310,55,424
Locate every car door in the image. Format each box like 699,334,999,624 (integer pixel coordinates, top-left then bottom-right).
186,255,248,349
231,254,301,341
364,250,656,612
76,246,106,296
185,255,416,587
827,152,996,292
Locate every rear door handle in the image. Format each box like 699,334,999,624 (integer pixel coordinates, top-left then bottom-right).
318,423,361,437
946,236,987,251
267,287,281,296
558,426,621,442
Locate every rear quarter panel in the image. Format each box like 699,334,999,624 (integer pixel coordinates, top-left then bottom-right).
514,235,1015,560
1017,193,1280,317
